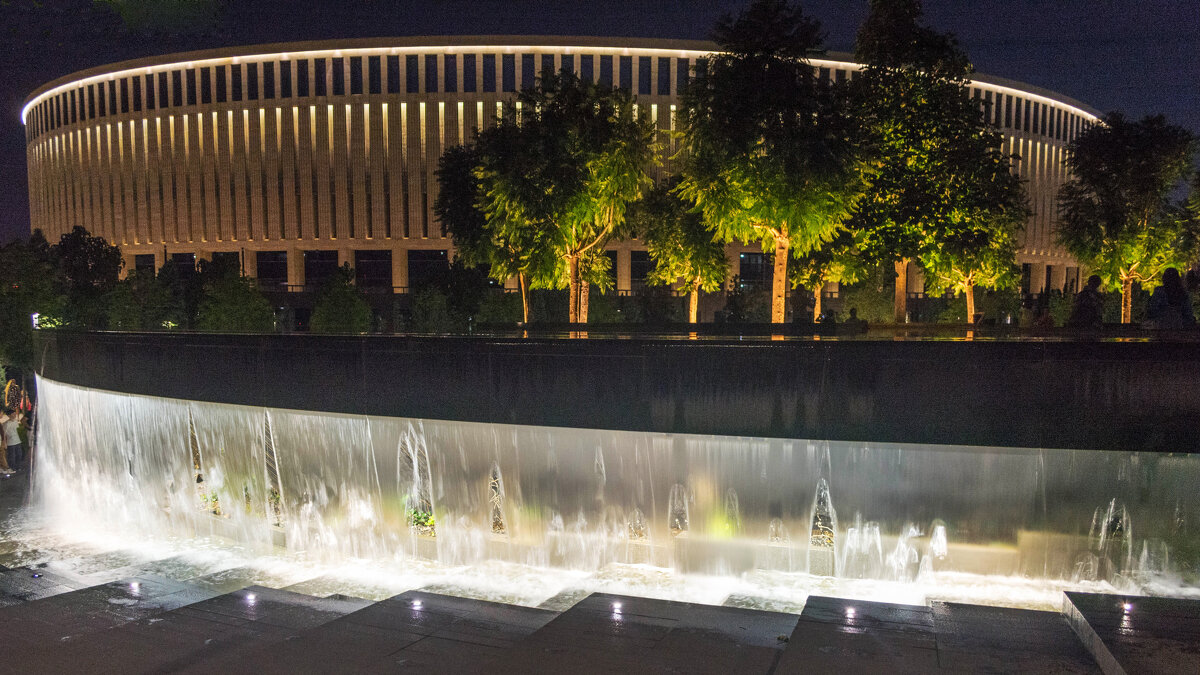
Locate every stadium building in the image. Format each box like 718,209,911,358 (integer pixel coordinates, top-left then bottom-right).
22,36,1101,306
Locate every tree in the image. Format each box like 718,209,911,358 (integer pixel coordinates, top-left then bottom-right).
51,226,123,328
0,232,62,368
789,229,868,321
195,275,275,332
920,201,1025,322
851,0,1020,323
106,269,183,330
436,144,555,323
678,0,868,323
477,71,658,323
1058,113,1198,323
310,264,371,333
627,182,729,323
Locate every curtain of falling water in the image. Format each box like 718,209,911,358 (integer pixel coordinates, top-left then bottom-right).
32,378,1200,586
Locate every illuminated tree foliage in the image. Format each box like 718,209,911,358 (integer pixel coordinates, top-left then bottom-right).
851,0,1024,323
678,0,868,324
436,143,556,324
627,181,729,323
474,72,657,323
789,229,869,322
917,132,1029,321
1058,113,1198,323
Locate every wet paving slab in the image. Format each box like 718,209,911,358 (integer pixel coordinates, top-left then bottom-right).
1065,591,1200,674
0,573,218,649
497,592,799,674
5,580,1200,673
9,584,363,674
777,595,1099,674
932,600,1100,673
218,589,558,674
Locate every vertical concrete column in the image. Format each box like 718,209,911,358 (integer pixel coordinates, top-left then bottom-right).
241,249,257,278
120,252,137,279
1050,264,1066,293
725,246,740,289
287,248,304,289
1031,262,1047,294
392,249,408,290
617,248,632,293
908,263,925,294
339,249,354,271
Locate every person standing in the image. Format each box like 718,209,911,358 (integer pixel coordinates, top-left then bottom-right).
2,409,23,473
1145,267,1195,329
0,411,15,475
1067,275,1105,328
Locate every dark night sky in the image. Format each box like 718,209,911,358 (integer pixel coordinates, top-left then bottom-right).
2,0,1197,243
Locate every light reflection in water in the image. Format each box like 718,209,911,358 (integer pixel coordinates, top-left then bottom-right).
23,377,1200,611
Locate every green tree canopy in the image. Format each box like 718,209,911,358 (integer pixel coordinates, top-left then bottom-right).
436,143,557,323
678,0,868,323
789,229,869,322
851,0,1022,323
0,232,62,368
195,267,275,333
1058,112,1198,323
309,264,371,334
51,225,123,328
476,71,658,323
106,268,184,330
627,181,729,323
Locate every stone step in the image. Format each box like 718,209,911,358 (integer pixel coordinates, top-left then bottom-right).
0,574,218,649
931,600,1100,673
495,592,799,674
777,595,1100,674
281,573,408,602
10,584,365,674
0,564,89,606
1064,591,1200,675
213,589,557,674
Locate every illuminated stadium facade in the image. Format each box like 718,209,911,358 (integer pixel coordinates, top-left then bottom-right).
22,36,1102,298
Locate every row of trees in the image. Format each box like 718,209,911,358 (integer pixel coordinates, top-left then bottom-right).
436,0,1031,325
436,0,1200,325
0,226,375,368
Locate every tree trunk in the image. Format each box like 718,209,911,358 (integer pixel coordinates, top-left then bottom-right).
893,259,909,324
518,272,531,324
688,278,701,324
965,283,976,324
771,238,789,324
567,256,579,323
1121,276,1133,324
812,283,823,323
579,279,590,324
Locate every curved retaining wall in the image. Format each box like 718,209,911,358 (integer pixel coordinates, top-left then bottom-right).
33,331,1200,453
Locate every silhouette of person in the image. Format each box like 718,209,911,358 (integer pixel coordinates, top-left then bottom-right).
1067,275,1104,328
843,307,868,334
1145,267,1195,329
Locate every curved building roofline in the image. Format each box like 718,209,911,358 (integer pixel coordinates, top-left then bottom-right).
21,34,1103,123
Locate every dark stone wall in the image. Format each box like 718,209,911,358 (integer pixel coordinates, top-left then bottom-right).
32,331,1200,452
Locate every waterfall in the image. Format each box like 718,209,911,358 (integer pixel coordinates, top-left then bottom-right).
29,377,1200,600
